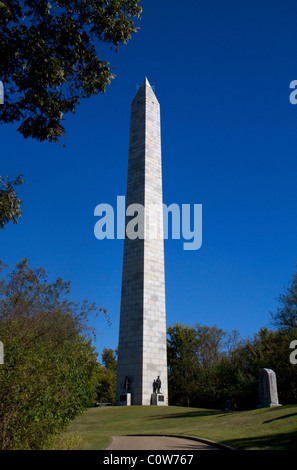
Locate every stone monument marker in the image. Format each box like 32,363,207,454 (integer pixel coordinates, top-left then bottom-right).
115,78,168,406
258,368,281,408
0,341,3,365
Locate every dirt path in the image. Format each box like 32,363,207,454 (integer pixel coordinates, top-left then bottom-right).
106,435,219,450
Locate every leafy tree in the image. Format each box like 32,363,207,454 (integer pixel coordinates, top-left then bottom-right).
214,327,297,408
195,324,226,366
248,327,297,404
96,348,117,404
0,258,108,449
167,323,199,406
215,337,261,409
167,323,272,409
167,323,237,407
271,265,297,330
0,0,142,142
0,175,25,229
102,347,117,372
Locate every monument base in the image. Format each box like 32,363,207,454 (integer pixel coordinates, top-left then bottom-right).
119,393,131,406
151,393,166,406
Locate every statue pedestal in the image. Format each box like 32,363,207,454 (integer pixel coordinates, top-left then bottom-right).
151,393,165,406
119,393,131,406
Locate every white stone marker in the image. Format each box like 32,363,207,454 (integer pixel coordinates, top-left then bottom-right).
0,341,3,364
258,368,281,408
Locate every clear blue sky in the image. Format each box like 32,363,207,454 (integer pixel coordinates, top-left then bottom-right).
2,0,297,359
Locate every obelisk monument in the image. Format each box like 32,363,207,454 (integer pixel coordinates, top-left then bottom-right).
116,78,168,406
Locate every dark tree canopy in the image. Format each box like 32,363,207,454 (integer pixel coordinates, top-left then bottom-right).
0,175,25,229
0,0,142,142
271,265,297,330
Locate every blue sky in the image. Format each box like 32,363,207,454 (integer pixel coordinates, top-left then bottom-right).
2,0,297,359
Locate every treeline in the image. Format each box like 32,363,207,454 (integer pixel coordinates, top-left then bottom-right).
167,266,297,409
167,323,297,409
100,266,297,410
99,325,297,411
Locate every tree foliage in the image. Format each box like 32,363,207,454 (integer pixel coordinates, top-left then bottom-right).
248,327,297,405
168,266,297,409
167,323,241,408
167,322,297,409
95,347,117,404
101,346,117,372
271,265,297,330
0,0,142,142
0,258,108,450
0,174,25,229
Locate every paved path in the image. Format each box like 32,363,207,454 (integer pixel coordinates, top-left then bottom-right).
106,436,219,450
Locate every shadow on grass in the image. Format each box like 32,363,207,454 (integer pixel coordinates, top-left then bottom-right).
222,430,297,450
149,409,225,420
264,412,297,423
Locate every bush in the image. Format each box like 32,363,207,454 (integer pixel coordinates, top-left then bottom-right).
0,259,107,449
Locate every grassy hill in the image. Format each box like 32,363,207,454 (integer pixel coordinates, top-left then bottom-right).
53,404,297,450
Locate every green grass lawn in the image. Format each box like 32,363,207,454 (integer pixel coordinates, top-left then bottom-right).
60,404,297,450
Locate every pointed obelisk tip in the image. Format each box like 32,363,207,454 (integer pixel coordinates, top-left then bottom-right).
140,77,151,88
133,77,157,102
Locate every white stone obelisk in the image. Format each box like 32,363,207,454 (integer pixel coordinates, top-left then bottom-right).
116,78,168,406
